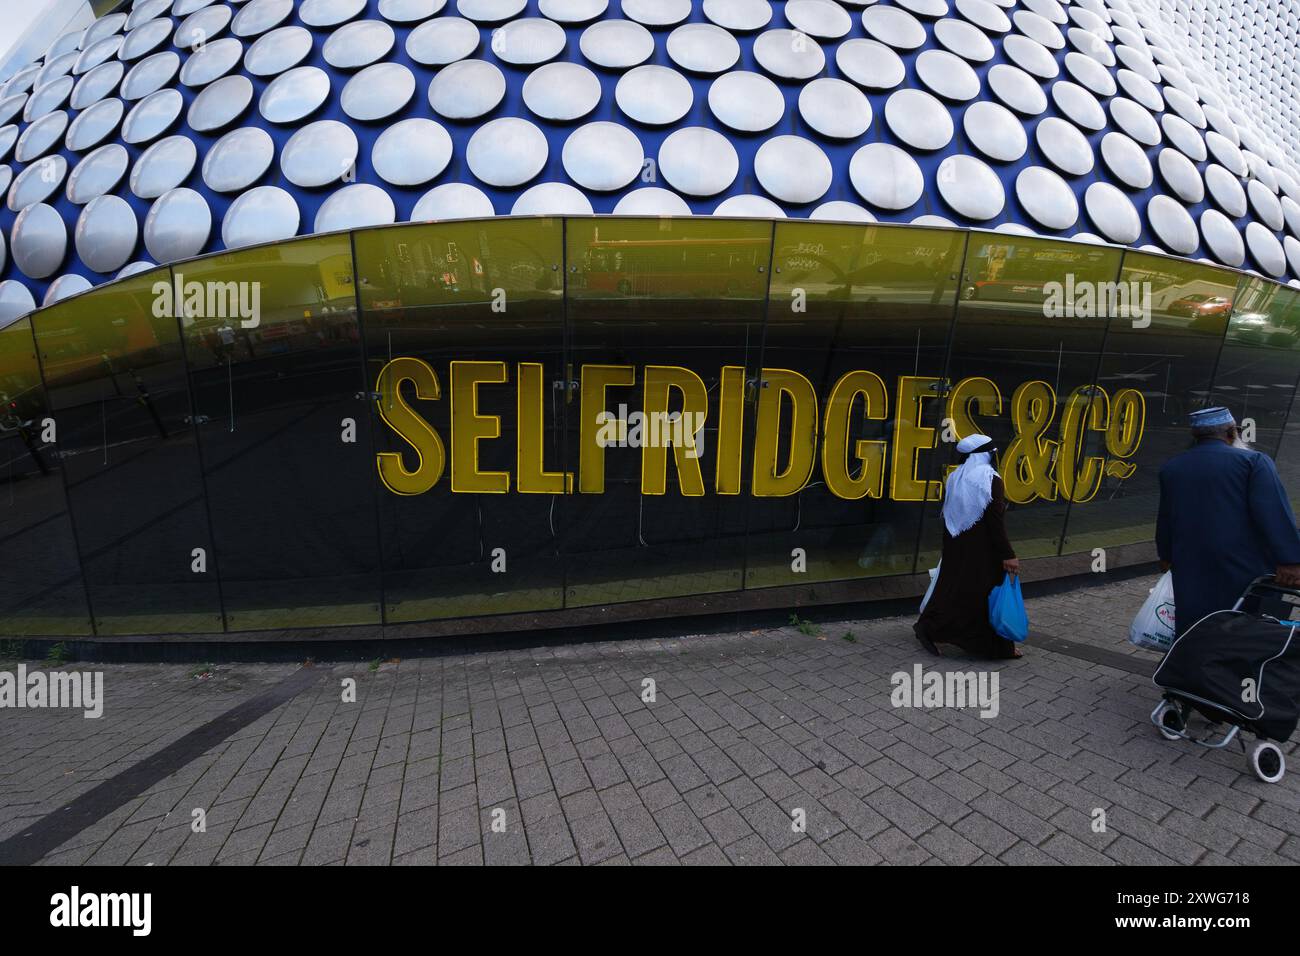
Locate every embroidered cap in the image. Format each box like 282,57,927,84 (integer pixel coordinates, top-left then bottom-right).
1188,406,1235,428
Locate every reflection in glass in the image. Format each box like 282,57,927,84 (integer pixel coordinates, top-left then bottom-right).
917,235,1122,567
1061,253,1241,551
1274,388,1300,509
7,218,1300,636
757,221,966,586
0,317,93,635
1210,280,1300,456
179,237,382,630
358,218,566,621
564,217,769,603
32,271,222,633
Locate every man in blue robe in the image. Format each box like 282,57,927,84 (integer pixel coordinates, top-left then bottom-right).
1157,406,1300,635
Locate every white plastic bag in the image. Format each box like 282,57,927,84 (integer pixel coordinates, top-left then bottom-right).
1130,571,1176,652
919,562,941,613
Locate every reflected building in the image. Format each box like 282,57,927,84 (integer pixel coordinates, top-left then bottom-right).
1,0,1300,640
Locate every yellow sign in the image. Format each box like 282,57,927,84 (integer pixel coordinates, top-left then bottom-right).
374,359,1145,503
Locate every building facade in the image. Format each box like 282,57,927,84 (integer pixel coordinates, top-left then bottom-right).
1,0,1299,640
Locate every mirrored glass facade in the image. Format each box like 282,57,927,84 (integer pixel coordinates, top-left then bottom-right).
4,218,1300,638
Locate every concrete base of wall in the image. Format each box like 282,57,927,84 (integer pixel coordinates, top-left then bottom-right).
3,541,1158,662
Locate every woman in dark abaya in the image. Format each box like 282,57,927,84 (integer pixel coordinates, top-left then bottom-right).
914,434,1022,659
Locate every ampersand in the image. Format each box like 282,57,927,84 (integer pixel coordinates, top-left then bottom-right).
1003,380,1059,503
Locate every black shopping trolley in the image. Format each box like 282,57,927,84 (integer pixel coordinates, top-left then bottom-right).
1150,576,1300,783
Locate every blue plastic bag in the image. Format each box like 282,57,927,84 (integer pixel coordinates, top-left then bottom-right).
988,573,1029,643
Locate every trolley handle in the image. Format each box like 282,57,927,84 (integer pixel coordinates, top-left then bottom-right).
1233,574,1300,618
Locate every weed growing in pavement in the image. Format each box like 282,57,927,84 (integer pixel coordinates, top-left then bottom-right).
789,614,819,637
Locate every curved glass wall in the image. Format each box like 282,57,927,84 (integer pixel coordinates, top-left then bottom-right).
3,217,1298,638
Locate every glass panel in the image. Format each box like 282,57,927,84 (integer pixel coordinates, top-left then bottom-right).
32,270,222,634
916,235,1122,567
1276,389,1300,507
178,237,382,630
562,216,769,605
1060,254,1240,552
0,317,92,635
357,217,565,621
1209,281,1300,457
751,222,965,587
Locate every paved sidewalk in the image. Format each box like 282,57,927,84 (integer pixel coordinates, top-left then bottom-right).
3,573,1299,866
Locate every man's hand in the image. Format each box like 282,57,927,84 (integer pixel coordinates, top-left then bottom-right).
1159,560,1171,573
1003,558,1021,576
1276,565,1300,588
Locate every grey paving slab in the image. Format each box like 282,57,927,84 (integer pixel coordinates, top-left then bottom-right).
4,573,1300,865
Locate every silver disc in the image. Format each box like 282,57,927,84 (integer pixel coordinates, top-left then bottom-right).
11,202,68,279
222,185,300,248
428,60,504,119
561,121,643,192
259,66,330,124
666,23,740,74
1035,116,1094,176
708,71,784,133
121,88,183,144
1146,194,1198,255
187,74,253,132
75,194,138,273
936,153,1005,220
280,119,359,188
1199,208,1244,267
411,182,494,220
524,62,602,121
314,183,396,233
798,77,871,139
466,117,547,187
884,89,953,150
754,135,831,204
616,66,692,126
201,126,275,192
143,187,211,263
963,100,1027,161
129,135,196,199
1015,164,1078,230
372,118,452,186
512,182,594,215
66,143,129,204
849,142,923,210
613,187,692,215
1083,181,1140,244
340,62,414,121
657,126,739,197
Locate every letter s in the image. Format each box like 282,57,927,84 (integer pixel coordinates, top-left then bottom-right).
375,357,446,495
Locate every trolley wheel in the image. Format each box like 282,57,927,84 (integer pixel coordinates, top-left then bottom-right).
1249,741,1285,783
1155,700,1185,741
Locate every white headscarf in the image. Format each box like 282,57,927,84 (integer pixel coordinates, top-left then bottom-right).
942,434,999,537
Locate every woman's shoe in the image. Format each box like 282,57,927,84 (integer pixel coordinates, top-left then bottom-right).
913,623,942,657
